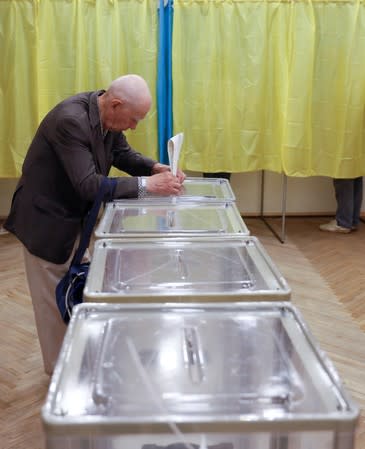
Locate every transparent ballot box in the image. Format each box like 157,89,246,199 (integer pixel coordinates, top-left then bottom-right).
84,236,291,303
42,302,359,449
95,201,249,239
134,177,236,202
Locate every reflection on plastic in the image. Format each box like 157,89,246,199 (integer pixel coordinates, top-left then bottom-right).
126,337,195,449
183,327,205,384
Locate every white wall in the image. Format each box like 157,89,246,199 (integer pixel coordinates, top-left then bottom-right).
0,179,18,218
1,173,364,218
230,171,339,216
191,170,345,217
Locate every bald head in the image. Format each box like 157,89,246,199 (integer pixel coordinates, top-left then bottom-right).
107,74,152,111
99,74,152,132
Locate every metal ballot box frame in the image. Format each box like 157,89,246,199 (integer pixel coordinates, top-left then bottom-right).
84,236,291,303
42,302,359,449
95,200,249,239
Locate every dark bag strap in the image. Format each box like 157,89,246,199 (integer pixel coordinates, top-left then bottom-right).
72,177,117,266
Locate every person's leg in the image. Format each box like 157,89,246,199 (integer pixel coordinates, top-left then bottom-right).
352,177,363,228
23,248,69,375
320,178,353,233
334,178,354,229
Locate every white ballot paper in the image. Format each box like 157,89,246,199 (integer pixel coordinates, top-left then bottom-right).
167,132,184,176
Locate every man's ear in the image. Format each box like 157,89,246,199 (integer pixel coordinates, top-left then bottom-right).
111,98,123,108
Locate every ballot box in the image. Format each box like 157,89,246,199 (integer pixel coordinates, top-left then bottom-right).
94,200,249,239
84,236,291,303
134,177,236,202
42,302,359,449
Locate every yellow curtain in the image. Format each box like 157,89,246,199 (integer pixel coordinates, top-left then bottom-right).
173,0,365,178
0,0,158,178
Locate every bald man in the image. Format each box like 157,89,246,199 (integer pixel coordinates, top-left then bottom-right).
5,74,185,375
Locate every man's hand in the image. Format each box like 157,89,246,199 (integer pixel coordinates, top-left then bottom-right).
152,162,186,183
146,171,183,196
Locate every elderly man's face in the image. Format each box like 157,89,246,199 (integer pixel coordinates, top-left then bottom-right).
107,99,150,132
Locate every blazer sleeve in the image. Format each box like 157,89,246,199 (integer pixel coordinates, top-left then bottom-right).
111,132,156,176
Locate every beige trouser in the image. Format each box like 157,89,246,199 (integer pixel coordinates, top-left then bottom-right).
23,244,90,375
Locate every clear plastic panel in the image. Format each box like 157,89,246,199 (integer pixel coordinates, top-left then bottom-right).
144,177,236,202
101,242,259,294
85,238,290,301
109,206,229,234
95,202,249,238
53,307,346,420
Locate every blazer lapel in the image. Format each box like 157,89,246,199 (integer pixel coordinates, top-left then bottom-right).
89,91,108,174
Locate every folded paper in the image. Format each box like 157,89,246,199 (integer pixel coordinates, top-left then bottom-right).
168,132,184,176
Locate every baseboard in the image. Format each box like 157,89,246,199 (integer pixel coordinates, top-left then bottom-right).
241,212,335,218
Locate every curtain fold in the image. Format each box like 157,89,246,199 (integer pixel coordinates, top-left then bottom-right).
172,0,365,178
1,0,365,178
0,1,39,177
0,0,158,177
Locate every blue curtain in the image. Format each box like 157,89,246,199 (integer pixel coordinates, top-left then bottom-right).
157,0,174,164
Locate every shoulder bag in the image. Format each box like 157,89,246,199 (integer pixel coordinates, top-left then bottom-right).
55,177,117,324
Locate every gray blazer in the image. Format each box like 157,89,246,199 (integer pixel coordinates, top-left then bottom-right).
5,90,156,263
